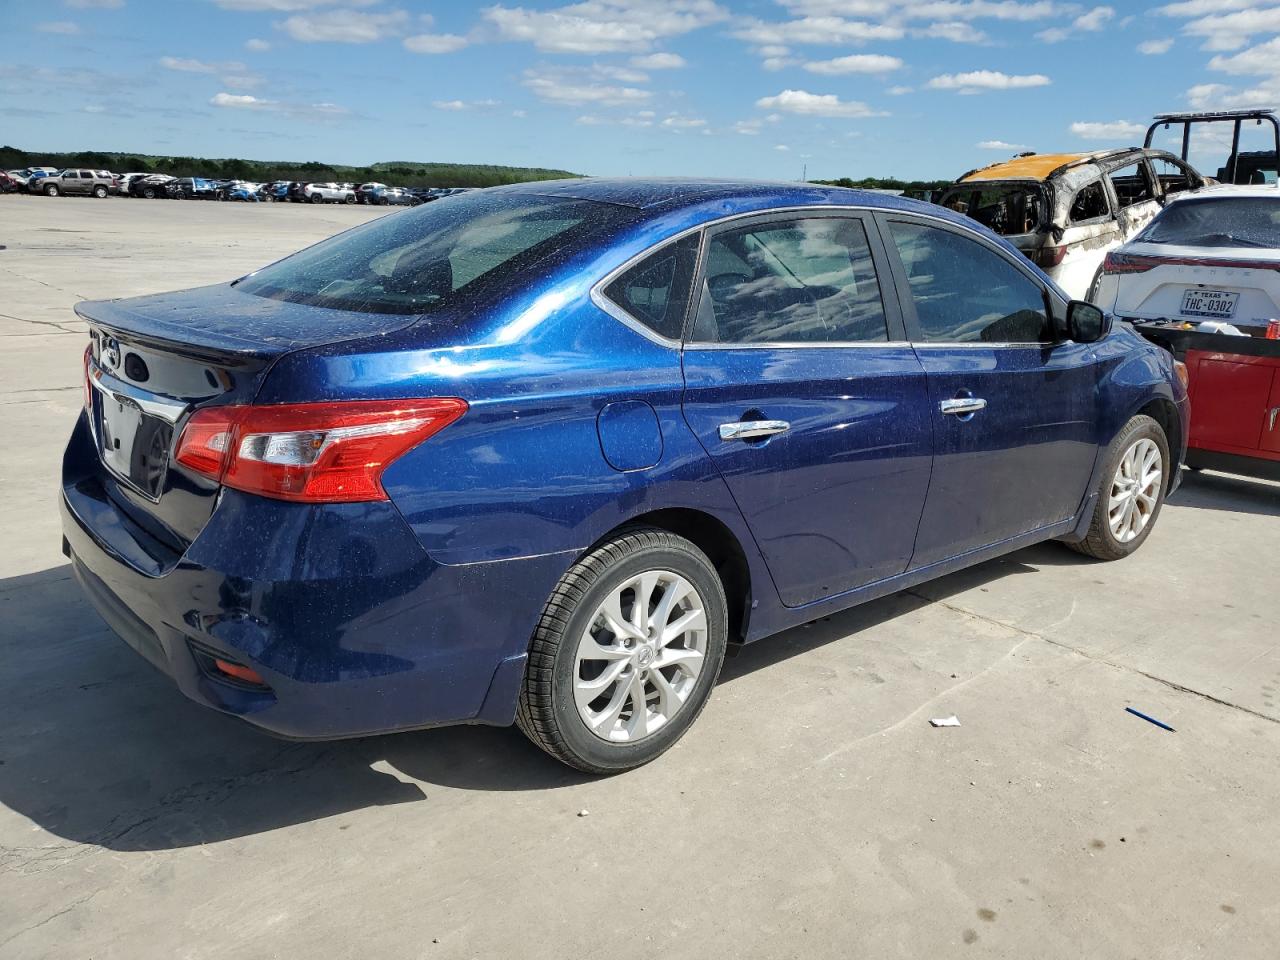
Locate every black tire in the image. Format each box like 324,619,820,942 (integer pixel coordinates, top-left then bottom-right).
310,194,323,204
93,185,108,199
44,183,59,197
517,527,728,774
344,194,355,204
142,187,156,199
1065,414,1170,561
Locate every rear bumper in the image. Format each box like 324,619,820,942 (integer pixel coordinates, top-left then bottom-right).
60,422,570,739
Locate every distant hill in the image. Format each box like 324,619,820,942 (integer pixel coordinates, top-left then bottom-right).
0,145,580,188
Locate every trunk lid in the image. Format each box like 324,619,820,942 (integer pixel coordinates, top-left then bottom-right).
75,284,425,553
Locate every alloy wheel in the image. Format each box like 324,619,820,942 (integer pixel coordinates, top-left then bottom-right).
573,570,707,743
1108,437,1162,543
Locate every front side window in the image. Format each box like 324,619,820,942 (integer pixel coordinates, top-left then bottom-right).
1108,162,1155,209
1151,157,1195,196
690,217,889,344
1069,181,1109,222
602,234,699,340
888,221,1050,344
237,194,636,316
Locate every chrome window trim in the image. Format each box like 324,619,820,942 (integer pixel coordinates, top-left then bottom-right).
588,202,1062,350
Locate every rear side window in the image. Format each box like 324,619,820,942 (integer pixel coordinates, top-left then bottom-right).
1151,157,1196,196
1069,181,1109,222
237,194,635,316
939,184,1045,236
1137,197,1280,247
888,221,1050,344
1108,163,1155,209
602,234,699,340
690,217,889,344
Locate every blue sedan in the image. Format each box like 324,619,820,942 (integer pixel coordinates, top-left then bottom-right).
62,179,1188,772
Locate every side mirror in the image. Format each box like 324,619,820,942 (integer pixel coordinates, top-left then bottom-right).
1066,300,1110,343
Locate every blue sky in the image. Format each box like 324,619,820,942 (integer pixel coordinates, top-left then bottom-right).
4,0,1280,180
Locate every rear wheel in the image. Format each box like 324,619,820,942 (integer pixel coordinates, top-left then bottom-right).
310,194,323,204
1066,414,1169,560
93,185,108,199
517,528,728,774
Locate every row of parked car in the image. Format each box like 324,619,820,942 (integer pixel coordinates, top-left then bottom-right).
1,166,474,206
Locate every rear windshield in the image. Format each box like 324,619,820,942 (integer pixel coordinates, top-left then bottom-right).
237,192,633,315
938,183,1046,236
1137,197,1280,248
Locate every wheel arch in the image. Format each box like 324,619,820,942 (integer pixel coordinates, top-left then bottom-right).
591,508,753,645
1135,396,1182,492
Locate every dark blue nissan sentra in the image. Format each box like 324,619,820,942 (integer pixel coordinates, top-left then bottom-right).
62,179,1188,772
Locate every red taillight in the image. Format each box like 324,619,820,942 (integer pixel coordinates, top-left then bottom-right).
174,398,467,503
213,658,265,686
82,344,93,411
1036,246,1067,269
1102,252,1162,275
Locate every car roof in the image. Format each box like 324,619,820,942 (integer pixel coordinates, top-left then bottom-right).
957,148,1154,183
487,176,945,218
1167,183,1280,203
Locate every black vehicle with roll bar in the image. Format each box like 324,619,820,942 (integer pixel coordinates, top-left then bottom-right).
1146,108,1279,185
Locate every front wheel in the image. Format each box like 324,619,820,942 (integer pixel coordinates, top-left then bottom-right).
517,527,728,774
44,183,59,197
1066,414,1170,560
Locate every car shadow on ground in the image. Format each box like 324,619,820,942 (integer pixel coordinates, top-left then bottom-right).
0,544,1071,853
1169,470,1280,517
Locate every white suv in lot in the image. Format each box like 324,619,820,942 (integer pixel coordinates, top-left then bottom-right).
302,182,355,204
1090,185,1280,326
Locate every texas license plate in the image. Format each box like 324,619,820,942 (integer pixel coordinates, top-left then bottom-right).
1180,288,1238,319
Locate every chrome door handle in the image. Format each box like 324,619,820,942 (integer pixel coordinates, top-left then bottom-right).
939,398,988,416
719,420,790,441
1269,405,1280,432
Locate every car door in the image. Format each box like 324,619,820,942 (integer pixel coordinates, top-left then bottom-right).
1055,175,1119,299
879,214,1100,568
680,211,933,608
1106,159,1162,242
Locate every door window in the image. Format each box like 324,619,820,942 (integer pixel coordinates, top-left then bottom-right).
691,217,889,344
1150,157,1197,196
1108,162,1155,209
887,221,1051,344
1069,181,1109,223
602,234,699,340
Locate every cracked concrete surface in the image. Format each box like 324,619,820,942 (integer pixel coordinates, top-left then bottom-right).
1,197,1278,959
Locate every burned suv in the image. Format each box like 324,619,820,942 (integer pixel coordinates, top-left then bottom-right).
938,148,1206,299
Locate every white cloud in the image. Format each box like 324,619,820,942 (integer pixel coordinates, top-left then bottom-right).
631,51,686,68
245,38,272,51
279,8,408,43
37,20,81,33
928,70,1051,92
404,33,469,53
977,138,1029,149
1187,79,1280,109
432,98,501,110
774,143,791,151
1137,37,1173,54
661,114,706,129
756,88,887,117
1036,4,1112,42
522,65,651,105
64,0,124,7
160,56,247,73
803,53,903,74
1208,37,1280,75
1180,6,1280,51
734,17,904,46
917,21,989,42
210,91,350,117
214,0,378,9
484,0,728,54
887,84,914,94
1069,119,1145,139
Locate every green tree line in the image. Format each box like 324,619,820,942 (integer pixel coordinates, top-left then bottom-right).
0,145,580,188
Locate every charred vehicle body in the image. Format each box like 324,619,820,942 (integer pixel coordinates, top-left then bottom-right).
939,149,1207,299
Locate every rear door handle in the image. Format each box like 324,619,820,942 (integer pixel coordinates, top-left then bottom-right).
939,398,987,416
1269,406,1280,432
719,420,790,441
